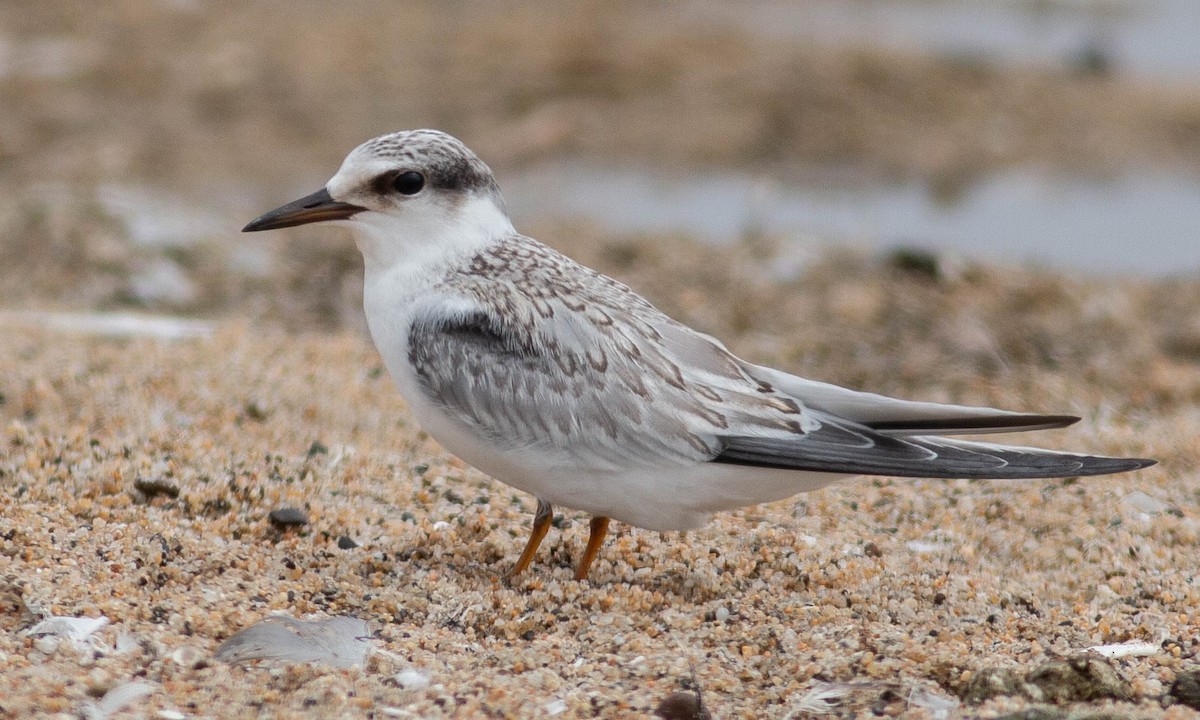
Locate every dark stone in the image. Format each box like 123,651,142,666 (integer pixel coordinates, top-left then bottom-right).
963,655,1132,705
268,507,309,529
1025,655,1132,704
963,667,1034,704
1168,669,1200,710
654,690,712,720
134,476,179,499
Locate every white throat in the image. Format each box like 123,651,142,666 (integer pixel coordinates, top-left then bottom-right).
346,193,514,275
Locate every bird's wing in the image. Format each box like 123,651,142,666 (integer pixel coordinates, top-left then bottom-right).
639,318,1154,478
713,410,1155,478
742,363,1079,436
405,301,738,472
651,317,1080,435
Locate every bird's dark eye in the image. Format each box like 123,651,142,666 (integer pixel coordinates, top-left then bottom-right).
392,171,425,195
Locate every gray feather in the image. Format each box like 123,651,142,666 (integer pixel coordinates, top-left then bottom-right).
714,414,1155,479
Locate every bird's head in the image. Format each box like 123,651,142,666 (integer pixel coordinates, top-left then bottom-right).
243,129,513,266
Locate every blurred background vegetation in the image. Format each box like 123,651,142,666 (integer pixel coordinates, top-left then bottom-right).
1,0,1198,408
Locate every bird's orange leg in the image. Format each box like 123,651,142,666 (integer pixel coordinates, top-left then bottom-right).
574,516,611,581
507,499,552,579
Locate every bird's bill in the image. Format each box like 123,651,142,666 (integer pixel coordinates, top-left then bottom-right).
242,188,365,232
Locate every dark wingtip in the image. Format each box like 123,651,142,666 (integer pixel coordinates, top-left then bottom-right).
868,413,1081,435
1073,455,1157,476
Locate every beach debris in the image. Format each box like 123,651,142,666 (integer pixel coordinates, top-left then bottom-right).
655,690,713,720
964,654,1132,704
134,476,181,500
1026,655,1133,703
1087,641,1160,659
783,681,901,717
24,615,109,652
268,507,309,529
242,399,272,422
1168,669,1200,710
80,681,155,720
213,615,371,668
393,668,431,690
168,644,207,669
906,686,959,719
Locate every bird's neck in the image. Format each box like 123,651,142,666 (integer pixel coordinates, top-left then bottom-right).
351,193,514,278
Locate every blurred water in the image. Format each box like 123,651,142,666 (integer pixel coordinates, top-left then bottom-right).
505,161,1200,276
679,0,1200,81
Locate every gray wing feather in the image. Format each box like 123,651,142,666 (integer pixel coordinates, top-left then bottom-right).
714,412,1155,479
407,306,721,470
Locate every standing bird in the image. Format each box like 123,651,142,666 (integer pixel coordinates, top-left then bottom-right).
244,130,1154,581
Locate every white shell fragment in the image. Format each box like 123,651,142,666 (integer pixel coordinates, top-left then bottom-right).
80,681,156,720
1087,641,1161,658
213,615,372,668
168,644,207,668
393,668,432,690
24,615,110,651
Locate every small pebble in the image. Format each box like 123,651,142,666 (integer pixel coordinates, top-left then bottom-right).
1169,670,1200,710
337,535,359,549
134,476,180,499
169,645,206,669
269,507,309,529
655,691,713,720
394,668,431,690
243,400,271,422
33,636,60,655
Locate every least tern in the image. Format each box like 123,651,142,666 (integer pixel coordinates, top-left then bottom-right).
244,129,1154,581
